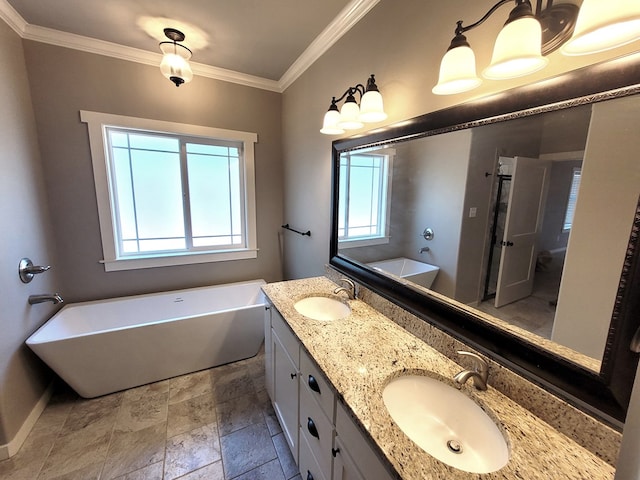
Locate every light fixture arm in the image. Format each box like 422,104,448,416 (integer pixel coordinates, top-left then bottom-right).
455,0,515,35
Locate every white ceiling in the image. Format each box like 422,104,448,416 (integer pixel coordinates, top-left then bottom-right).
1,0,380,91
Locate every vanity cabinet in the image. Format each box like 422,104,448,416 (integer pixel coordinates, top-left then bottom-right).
269,306,300,461
265,303,394,480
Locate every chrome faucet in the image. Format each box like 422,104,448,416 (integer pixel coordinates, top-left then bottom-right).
419,246,430,253
453,351,488,390
28,293,64,305
333,278,357,300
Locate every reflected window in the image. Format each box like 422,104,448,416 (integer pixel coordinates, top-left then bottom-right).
563,167,581,232
338,150,392,248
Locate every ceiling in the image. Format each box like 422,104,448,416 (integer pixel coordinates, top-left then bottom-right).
1,0,379,91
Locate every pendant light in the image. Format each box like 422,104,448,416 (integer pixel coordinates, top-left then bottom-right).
159,28,193,87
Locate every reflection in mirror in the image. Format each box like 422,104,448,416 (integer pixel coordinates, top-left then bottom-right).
337,95,640,371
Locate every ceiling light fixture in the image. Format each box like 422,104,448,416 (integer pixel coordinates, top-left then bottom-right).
321,75,387,135
159,28,193,87
433,0,579,95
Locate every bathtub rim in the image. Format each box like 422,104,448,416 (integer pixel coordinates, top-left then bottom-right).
26,279,267,345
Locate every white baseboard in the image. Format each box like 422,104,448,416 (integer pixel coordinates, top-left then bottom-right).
0,381,54,460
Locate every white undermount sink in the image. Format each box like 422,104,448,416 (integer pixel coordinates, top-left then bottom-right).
294,296,351,321
383,375,509,474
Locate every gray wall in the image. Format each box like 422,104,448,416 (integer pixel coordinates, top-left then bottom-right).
280,0,631,281
22,41,285,302
0,21,61,449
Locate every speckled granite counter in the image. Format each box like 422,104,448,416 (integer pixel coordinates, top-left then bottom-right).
262,277,615,480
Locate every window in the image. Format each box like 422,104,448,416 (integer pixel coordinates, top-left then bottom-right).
338,149,393,248
82,111,258,271
563,167,581,232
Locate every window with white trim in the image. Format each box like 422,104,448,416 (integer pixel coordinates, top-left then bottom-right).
563,167,581,232
338,149,393,248
81,111,258,271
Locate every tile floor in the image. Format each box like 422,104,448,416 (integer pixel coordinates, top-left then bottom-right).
0,348,301,480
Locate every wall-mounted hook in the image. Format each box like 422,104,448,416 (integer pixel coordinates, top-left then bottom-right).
19,258,51,283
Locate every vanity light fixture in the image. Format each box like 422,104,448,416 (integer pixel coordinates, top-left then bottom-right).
561,0,640,55
433,0,579,95
159,28,193,87
434,0,640,95
320,74,387,135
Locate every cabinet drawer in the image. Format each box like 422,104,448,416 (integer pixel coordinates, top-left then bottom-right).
272,308,299,369
300,380,334,474
335,401,393,480
299,429,328,480
300,349,336,422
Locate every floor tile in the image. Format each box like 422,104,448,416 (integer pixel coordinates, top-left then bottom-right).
231,458,285,480
112,461,163,480
37,428,111,480
58,393,121,438
216,392,263,436
169,371,213,405
45,461,103,480
256,389,282,436
115,389,168,433
220,422,277,479
167,393,216,438
272,432,297,479
211,368,255,404
164,423,220,480
100,422,166,479
173,460,224,479
122,380,170,404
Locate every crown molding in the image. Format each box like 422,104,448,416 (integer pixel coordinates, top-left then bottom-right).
0,0,377,93
0,0,27,35
278,0,382,91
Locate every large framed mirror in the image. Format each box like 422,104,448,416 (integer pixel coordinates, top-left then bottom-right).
330,53,640,426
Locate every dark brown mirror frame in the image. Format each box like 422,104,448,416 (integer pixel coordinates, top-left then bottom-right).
330,53,640,426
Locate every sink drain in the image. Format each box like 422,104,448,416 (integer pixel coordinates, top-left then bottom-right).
447,439,463,454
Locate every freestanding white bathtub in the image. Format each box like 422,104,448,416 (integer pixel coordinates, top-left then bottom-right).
367,257,440,288
26,280,266,398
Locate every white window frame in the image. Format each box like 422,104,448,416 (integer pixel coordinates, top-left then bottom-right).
338,148,394,249
81,111,258,271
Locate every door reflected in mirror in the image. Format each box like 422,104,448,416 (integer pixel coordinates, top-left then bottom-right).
337,95,640,369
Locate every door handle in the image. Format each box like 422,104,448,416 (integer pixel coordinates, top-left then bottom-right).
501,241,514,247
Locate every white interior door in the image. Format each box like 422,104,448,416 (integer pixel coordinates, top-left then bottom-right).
495,156,550,307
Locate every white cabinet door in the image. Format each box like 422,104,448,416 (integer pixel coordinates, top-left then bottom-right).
332,436,364,480
272,330,299,461
264,305,274,399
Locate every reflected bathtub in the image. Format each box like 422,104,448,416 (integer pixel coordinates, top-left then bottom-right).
367,257,440,288
26,280,266,398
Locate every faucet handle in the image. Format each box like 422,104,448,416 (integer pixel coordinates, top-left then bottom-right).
457,351,489,377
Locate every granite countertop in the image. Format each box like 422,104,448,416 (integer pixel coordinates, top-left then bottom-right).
262,277,615,480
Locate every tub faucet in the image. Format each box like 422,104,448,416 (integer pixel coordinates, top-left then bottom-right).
453,351,488,390
419,246,430,253
28,293,64,305
334,278,357,300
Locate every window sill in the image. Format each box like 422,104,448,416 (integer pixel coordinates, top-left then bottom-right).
101,249,258,271
338,237,390,249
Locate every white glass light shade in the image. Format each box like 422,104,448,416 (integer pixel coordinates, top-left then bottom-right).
561,0,640,55
320,109,345,135
482,17,548,80
432,45,483,95
359,90,387,123
160,43,193,84
338,100,364,130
